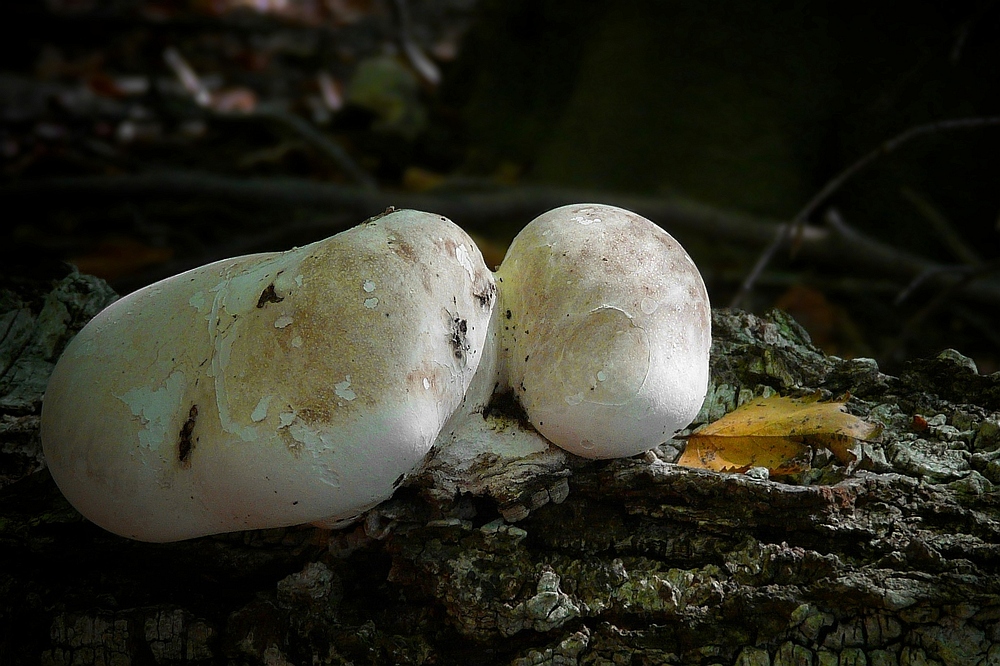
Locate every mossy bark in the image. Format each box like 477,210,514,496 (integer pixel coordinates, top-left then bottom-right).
1,270,998,666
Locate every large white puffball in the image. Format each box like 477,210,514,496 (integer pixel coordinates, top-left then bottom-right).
495,204,710,459
40,210,496,542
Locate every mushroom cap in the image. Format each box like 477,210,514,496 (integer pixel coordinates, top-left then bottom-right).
40,210,496,541
496,203,710,459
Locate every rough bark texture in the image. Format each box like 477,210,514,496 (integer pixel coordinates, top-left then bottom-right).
1,269,999,666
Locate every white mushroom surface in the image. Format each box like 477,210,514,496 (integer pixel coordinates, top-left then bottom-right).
495,204,711,459
40,209,496,542
41,203,712,541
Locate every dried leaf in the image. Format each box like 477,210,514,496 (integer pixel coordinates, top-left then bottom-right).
677,393,880,475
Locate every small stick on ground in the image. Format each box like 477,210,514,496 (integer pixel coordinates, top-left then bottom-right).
730,115,1000,308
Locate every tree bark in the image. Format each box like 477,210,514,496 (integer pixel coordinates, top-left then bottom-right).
1,268,998,666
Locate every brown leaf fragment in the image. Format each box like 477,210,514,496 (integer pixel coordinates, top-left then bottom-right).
677,393,880,474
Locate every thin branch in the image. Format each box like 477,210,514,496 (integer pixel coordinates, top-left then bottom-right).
951,22,970,64
823,208,1000,309
894,265,975,305
886,259,1000,362
896,255,1000,306
820,208,957,283
391,0,441,86
731,223,791,310
795,116,1000,234
249,109,379,191
0,171,782,244
900,186,982,266
730,115,1000,307
163,46,377,190
5,172,1000,307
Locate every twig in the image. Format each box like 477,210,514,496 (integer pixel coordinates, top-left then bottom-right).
731,223,791,310
162,47,377,190
163,47,211,106
6,172,1000,307
950,2,998,65
820,208,973,288
949,302,1000,351
951,22,970,64
894,265,975,305
795,116,1000,236
886,258,1000,362
900,186,982,265
730,115,1000,308
0,172,793,247
391,0,441,86
717,270,907,299
249,109,378,190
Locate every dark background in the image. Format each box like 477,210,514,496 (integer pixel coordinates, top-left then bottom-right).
2,0,999,371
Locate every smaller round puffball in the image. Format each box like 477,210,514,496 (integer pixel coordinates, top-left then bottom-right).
496,203,711,459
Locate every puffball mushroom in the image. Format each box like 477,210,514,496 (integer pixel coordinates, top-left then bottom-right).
40,203,711,541
495,203,711,459
40,209,496,542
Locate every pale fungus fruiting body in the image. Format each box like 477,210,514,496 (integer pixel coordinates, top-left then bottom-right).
495,204,711,459
41,203,711,542
40,210,496,542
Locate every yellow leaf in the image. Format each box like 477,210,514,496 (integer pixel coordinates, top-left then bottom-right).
676,393,880,475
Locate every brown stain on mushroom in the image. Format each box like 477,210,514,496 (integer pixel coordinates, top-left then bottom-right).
388,238,419,263
404,358,457,403
298,396,339,425
177,404,198,468
388,236,436,296
277,427,305,458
